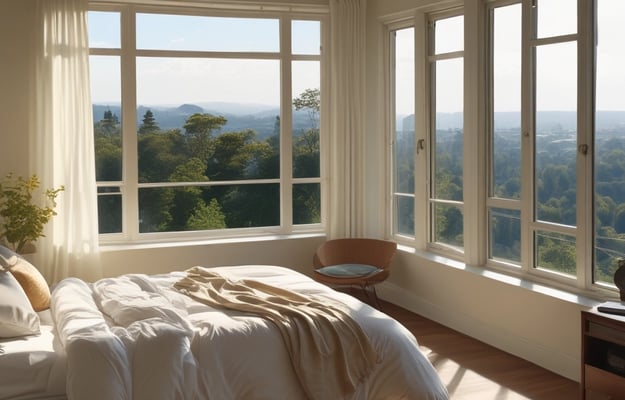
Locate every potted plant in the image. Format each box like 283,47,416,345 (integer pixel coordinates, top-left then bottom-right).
0,173,64,253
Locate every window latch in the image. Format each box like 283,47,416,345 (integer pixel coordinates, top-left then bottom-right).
417,139,425,154
578,144,589,155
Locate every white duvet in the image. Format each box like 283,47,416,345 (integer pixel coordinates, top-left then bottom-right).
50,265,448,400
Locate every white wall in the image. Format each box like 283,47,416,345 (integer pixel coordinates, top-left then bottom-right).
0,1,36,178
365,0,592,382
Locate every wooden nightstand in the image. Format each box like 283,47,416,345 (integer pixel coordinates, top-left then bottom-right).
581,309,625,399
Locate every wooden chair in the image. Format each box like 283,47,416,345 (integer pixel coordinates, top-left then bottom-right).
312,238,397,308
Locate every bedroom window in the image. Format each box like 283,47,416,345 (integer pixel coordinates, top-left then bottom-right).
88,6,325,241
487,0,580,281
388,11,465,254
387,0,625,295
488,0,624,291
428,13,465,252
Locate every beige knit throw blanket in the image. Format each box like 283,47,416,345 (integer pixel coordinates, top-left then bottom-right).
174,266,379,400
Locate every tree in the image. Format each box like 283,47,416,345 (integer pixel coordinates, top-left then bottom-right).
207,130,272,181
100,110,119,134
138,109,159,134
293,88,320,128
138,129,188,183
183,113,227,162
187,198,226,230
168,158,210,231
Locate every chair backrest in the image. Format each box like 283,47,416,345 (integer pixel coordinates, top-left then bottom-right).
313,238,397,270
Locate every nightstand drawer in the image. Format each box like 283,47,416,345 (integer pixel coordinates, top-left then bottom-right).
585,365,625,400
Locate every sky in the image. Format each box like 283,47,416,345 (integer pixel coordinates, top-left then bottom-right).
394,0,625,116
88,11,320,107
88,2,625,115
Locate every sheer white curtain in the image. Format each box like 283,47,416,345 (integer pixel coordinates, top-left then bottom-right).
327,0,367,238
31,0,101,283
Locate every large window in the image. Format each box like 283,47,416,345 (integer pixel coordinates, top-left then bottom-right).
89,6,324,241
388,0,625,296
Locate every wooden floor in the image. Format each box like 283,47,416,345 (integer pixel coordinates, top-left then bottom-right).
380,300,579,400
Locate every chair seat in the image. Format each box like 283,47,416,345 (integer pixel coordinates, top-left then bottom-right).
316,263,382,278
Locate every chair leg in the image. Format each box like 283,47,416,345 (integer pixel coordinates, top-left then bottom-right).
360,284,381,310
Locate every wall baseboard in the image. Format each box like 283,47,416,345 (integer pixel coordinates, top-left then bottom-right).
378,281,580,382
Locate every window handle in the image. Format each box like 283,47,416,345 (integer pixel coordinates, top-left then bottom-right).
417,139,425,154
578,144,589,155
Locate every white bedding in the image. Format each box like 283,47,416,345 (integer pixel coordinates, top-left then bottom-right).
0,310,67,400
10,265,449,400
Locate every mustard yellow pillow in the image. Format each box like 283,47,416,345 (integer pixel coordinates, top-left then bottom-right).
10,261,50,311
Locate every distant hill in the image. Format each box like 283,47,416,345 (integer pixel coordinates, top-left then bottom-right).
93,102,315,139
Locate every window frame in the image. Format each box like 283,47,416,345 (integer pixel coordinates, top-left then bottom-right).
425,9,465,256
385,0,619,299
89,2,329,244
388,20,417,241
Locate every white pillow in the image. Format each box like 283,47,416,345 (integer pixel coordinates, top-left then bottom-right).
0,269,41,338
0,245,19,267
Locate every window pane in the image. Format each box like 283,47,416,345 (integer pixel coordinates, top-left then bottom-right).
396,195,415,236
293,183,320,224
139,184,279,232
594,0,625,285
136,58,280,183
292,61,320,179
136,58,279,108
489,208,521,263
432,203,463,248
393,27,415,238
433,58,463,201
88,11,120,48
91,56,122,182
535,0,576,39
395,28,415,195
535,42,576,226
137,14,279,52
97,188,121,234
535,230,576,277
434,15,463,54
292,20,320,55
492,4,521,200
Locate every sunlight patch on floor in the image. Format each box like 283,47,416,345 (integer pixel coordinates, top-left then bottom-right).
421,347,532,400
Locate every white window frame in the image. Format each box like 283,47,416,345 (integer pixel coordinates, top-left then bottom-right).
89,2,329,244
424,9,465,257
384,0,619,299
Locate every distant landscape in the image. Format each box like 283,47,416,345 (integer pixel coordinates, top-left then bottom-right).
399,110,625,133
93,102,315,139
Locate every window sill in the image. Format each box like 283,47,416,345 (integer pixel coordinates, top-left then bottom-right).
100,232,326,252
397,244,609,309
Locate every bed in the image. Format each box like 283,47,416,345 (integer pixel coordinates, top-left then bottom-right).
1,249,448,400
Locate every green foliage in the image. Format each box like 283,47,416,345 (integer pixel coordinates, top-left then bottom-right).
187,199,226,230
95,89,322,234
0,174,64,253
